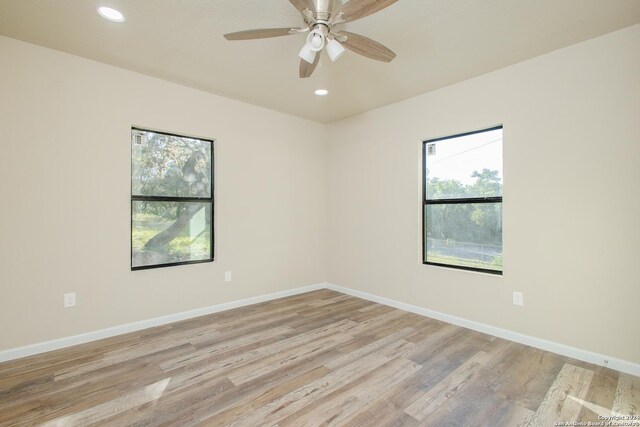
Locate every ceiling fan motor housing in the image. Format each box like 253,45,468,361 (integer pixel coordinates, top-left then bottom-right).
312,0,342,21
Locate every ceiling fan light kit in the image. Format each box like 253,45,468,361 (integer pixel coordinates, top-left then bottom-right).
298,43,317,64
224,0,398,78
307,29,326,51
326,38,345,62
299,28,326,63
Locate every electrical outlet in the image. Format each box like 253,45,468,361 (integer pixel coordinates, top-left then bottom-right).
64,292,76,308
225,271,232,282
512,291,524,306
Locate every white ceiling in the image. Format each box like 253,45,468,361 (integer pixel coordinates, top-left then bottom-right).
1,0,639,123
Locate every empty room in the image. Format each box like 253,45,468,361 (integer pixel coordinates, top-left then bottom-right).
1,0,639,425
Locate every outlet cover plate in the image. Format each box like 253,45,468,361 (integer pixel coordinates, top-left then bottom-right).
513,291,524,306
64,292,76,308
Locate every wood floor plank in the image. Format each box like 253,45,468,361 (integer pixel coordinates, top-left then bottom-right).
342,391,415,427
224,353,394,426
342,334,513,426
0,363,165,425
40,376,224,426
306,294,352,307
404,349,499,421
280,356,422,426
497,404,536,427
346,408,421,427
158,320,355,388
158,325,292,371
185,351,344,426
324,327,414,370
527,363,595,427
612,373,640,416
417,378,523,427
54,339,197,381
405,323,466,364
0,345,193,417
165,351,343,426
341,309,409,336
348,304,396,322
194,366,331,427
190,314,301,350
576,366,619,421
0,291,637,427
226,332,353,385
485,342,567,412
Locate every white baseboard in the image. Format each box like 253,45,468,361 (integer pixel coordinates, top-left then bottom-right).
0,283,325,364
2,281,638,378
324,282,640,377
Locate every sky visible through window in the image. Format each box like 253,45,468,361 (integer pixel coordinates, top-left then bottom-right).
426,128,503,187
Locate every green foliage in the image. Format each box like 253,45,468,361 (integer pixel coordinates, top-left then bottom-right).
427,168,501,200
132,212,210,262
132,133,211,220
426,178,467,199
470,169,502,197
426,169,503,267
167,235,210,259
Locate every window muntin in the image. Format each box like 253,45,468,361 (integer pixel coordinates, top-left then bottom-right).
131,128,214,270
423,126,503,274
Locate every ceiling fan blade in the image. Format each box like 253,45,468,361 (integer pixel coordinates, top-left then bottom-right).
329,0,344,14
339,31,396,62
341,0,398,22
289,0,316,14
224,28,296,41
299,55,320,78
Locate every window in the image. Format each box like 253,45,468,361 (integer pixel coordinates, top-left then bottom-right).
131,128,214,270
423,126,503,274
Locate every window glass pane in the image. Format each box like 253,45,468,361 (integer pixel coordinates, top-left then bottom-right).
132,201,212,268
425,203,502,272
425,128,503,200
132,130,212,198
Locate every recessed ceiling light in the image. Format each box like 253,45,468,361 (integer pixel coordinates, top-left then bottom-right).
314,89,329,96
98,6,125,22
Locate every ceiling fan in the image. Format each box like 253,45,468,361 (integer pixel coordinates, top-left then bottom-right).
223,0,398,78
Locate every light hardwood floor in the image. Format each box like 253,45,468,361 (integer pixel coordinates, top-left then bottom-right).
0,290,638,426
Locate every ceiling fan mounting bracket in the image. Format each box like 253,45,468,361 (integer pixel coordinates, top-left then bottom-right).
311,22,331,33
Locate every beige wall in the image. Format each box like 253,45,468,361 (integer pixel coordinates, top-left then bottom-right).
326,24,640,364
0,36,327,350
